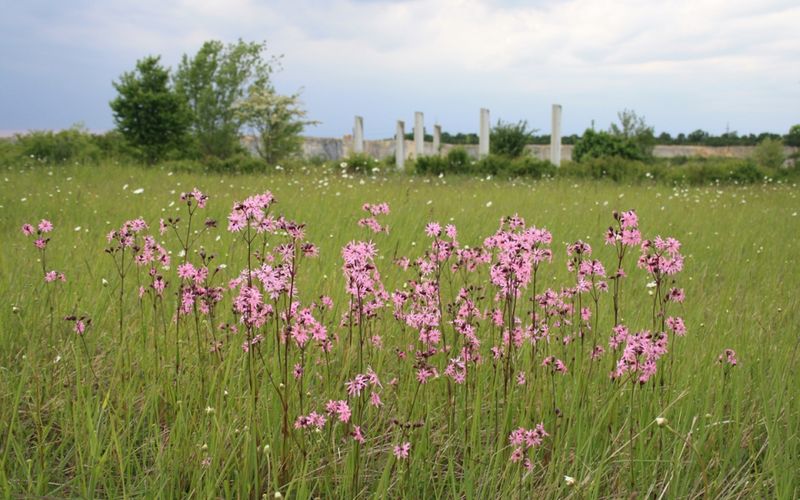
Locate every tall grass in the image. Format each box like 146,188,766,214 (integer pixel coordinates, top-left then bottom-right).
0,164,798,498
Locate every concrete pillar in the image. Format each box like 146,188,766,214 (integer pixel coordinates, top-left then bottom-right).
353,116,364,154
433,124,441,155
414,111,424,158
395,120,405,171
479,108,490,158
550,104,562,166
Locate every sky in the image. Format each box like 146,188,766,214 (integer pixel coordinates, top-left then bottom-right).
1,0,799,139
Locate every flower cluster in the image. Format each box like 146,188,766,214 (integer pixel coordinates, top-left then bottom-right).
358,202,390,233
611,330,669,383
508,424,548,469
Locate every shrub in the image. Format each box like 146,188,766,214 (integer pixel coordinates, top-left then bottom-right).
490,120,535,158
474,155,511,176
413,148,475,176
204,153,267,174
508,157,556,178
91,131,139,163
572,129,642,162
609,109,655,160
414,155,449,175
752,138,785,169
445,147,471,174
15,126,102,165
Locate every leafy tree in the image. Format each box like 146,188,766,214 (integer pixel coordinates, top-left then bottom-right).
110,56,189,164
687,129,709,144
174,40,277,159
490,120,537,158
609,109,655,160
235,86,318,164
785,125,800,147
752,138,785,169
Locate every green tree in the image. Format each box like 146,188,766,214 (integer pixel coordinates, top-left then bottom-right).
110,56,189,164
609,109,655,160
687,129,709,144
490,120,536,158
785,125,800,147
235,86,318,164
174,40,277,159
573,129,641,162
752,138,785,169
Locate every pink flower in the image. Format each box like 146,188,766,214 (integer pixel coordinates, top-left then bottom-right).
393,442,411,459
542,356,567,374
718,349,738,367
346,374,369,397
666,316,686,336
325,400,351,423
177,263,197,280
352,426,365,443
44,271,65,283
620,210,638,229
21,223,34,236
416,367,438,384
38,219,53,233
425,222,442,238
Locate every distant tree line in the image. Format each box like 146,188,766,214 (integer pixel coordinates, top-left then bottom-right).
420,117,799,148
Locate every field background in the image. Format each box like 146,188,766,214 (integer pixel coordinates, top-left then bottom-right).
1,164,798,498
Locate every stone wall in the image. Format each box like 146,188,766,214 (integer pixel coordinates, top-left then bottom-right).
255,136,797,163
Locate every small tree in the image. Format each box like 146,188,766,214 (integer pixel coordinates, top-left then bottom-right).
610,109,655,160
490,120,536,158
110,56,189,164
174,40,277,159
752,138,785,169
236,86,317,164
573,129,641,162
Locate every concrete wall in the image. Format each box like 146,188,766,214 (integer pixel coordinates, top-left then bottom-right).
253,136,797,163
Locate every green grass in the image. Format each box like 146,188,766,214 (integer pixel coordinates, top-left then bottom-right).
1,163,798,498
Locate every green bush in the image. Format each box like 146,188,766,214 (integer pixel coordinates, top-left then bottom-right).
490,120,535,158
91,130,139,163
507,157,556,178
752,138,785,169
445,147,471,173
15,126,102,165
474,155,510,176
472,154,555,178
414,155,449,175
412,148,474,175
203,153,267,174
572,129,643,163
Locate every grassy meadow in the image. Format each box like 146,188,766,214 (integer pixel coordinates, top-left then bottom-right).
1,163,798,498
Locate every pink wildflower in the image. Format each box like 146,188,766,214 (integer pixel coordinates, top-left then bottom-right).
718,349,738,367
393,442,411,459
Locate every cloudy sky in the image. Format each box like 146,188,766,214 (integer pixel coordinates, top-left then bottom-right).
1,0,798,138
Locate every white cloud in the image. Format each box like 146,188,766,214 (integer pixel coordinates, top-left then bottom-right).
4,0,799,134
